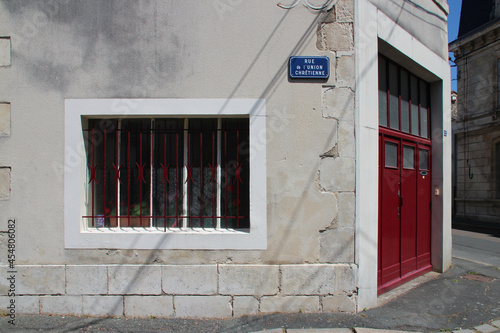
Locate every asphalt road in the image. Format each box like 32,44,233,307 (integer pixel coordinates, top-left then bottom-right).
453,228,500,267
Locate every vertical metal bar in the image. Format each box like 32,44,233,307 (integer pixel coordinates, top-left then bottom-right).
127,131,131,227
200,130,203,227
212,130,216,228
150,119,154,228
216,119,222,229
164,132,167,231
224,129,227,228
103,128,107,224
175,131,179,228
139,131,143,227
236,128,240,228
91,128,95,227
187,122,191,227
183,118,189,228
117,120,121,227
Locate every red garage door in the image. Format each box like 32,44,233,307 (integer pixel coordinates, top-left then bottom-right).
377,56,432,294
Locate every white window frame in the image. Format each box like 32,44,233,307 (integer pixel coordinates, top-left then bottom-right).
64,99,267,249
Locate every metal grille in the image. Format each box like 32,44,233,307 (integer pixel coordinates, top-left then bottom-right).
83,118,250,230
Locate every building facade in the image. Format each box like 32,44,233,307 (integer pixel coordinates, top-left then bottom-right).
0,0,451,318
450,0,500,226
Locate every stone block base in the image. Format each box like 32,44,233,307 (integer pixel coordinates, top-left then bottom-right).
0,264,358,318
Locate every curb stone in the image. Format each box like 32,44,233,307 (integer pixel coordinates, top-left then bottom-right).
250,318,500,333
452,318,500,333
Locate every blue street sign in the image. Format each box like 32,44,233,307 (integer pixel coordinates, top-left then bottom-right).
289,56,330,79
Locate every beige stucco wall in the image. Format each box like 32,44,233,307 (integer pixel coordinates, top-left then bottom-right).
369,0,448,60
0,1,355,266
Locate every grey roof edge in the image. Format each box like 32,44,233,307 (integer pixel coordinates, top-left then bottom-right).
449,17,500,51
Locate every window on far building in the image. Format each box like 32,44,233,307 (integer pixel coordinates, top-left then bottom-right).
496,141,500,198
497,59,500,108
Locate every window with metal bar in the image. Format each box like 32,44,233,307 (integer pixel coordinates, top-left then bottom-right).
84,117,250,231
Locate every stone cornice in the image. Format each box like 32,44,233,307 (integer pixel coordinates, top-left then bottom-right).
449,21,500,59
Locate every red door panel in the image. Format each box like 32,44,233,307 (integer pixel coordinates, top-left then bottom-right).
400,143,417,276
379,137,401,287
416,146,432,270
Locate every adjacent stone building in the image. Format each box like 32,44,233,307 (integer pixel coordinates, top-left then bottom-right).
450,0,500,226
0,0,451,318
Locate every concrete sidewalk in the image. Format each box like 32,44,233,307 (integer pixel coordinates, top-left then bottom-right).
0,257,499,332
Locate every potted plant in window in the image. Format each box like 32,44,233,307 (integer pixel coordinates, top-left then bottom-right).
106,201,150,228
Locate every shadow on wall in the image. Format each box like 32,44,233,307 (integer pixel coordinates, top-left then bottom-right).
0,0,399,322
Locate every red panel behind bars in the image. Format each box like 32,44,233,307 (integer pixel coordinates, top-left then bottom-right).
83,118,249,230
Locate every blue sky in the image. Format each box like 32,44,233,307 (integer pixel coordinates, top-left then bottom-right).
448,0,462,91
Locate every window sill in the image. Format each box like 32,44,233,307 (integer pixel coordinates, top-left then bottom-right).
85,227,250,234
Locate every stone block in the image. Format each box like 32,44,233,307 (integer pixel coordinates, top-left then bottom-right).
281,265,336,295
337,192,355,228
319,229,355,263
336,0,354,22
0,103,11,136
288,328,350,333
0,266,12,295
321,6,336,24
0,296,12,314
338,121,355,158
17,265,65,295
40,296,82,316
475,324,499,333
162,265,217,295
356,329,419,333
317,22,354,51
0,167,11,200
66,265,107,295
335,264,357,294
491,320,500,328
17,296,40,315
175,296,232,318
323,87,355,121
0,235,6,265
125,296,174,318
0,296,39,314
336,55,355,88
108,265,161,295
260,296,320,313
83,296,123,317
0,38,11,66
318,157,355,192
219,265,279,296
322,294,356,312
233,296,260,317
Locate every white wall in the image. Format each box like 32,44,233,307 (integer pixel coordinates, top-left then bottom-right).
355,0,451,309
